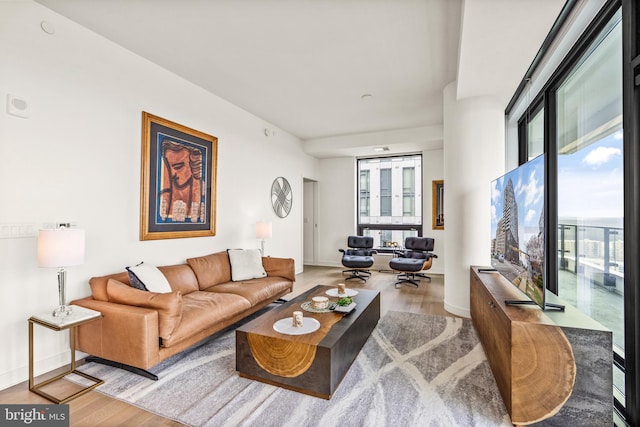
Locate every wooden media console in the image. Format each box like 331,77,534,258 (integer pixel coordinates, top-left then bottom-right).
470,266,576,425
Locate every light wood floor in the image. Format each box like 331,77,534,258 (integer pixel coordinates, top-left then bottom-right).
0,266,449,426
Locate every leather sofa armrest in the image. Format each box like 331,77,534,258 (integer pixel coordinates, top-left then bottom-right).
71,297,161,370
262,256,295,282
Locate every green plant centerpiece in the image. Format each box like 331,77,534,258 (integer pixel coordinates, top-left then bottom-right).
337,296,353,306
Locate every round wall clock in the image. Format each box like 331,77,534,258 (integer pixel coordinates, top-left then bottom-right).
271,177,292,218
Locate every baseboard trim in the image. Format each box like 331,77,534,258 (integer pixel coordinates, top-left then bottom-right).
444,301,471,318
0,348,86,391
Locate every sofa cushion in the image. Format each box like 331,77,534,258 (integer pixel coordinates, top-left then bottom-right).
187,251,232,289
126,262,172,293
158,264,200,295
262,256,296,282
162,291,251,347
228,249,267,281
205,276,292,306
89,271,130,302
106,278,182,341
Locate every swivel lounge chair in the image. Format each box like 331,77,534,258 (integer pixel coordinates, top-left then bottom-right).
389,237,437,288
339,236,377,282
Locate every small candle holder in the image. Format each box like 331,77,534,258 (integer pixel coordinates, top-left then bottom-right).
292,311,303,327
312,296,329,310
337,283,346,295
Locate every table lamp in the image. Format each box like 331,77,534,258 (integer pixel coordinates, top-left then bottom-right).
256,221,272,255
37,225,85,317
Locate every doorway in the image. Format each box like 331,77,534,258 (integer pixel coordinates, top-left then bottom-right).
303,178,318,265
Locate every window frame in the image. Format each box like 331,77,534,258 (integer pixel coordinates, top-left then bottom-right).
356,154,423,239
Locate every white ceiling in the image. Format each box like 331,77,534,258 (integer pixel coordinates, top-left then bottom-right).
34,0,565,156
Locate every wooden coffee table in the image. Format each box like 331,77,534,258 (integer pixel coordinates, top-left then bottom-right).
236,285,380,399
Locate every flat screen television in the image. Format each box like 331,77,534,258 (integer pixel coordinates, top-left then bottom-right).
488,154,563,311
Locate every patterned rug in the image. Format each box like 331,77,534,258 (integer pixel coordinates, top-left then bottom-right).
76,311,511,426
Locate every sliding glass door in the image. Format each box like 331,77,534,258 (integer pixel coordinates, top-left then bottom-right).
555,9,624,399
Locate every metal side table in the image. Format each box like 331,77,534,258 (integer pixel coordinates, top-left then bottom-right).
29,305,103,403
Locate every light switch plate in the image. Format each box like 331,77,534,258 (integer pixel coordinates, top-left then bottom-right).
0,222,37,239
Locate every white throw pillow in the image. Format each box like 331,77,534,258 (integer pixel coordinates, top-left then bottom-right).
228,249,267,281
126,262,172,293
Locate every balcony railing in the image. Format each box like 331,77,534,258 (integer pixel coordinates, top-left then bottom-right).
558,222,624,294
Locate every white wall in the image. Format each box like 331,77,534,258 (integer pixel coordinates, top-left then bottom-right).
316,157,356,266
443,82,505,317
0,1,318,389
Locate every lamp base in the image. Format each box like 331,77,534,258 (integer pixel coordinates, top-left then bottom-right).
53,267,72,317
52,305,72,317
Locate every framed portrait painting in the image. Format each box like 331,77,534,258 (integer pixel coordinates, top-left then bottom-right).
140,112,217,240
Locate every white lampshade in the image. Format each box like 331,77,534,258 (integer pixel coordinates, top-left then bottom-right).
256,221,272,239
38,228,85,268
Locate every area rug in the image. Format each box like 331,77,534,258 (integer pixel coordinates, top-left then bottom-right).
76,311,511,426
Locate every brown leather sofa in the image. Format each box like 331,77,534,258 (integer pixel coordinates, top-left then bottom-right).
71,251,294,379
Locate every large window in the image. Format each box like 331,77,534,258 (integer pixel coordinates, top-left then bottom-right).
555,8,624,400
357,154,422,247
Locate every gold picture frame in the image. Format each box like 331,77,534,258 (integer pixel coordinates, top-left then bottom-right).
140,112,218,240
432,180,444,230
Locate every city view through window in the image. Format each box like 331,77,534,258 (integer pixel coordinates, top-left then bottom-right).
554,11,624,396
357,155,422,248
556,130,624,352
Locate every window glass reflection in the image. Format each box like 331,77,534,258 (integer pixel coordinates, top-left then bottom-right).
556,11,624,395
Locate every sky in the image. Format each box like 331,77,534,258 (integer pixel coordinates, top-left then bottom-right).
557,130,623,221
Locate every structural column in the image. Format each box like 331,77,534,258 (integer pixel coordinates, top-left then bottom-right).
443,81,505,317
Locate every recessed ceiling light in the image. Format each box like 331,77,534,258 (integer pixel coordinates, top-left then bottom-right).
373,147,389,152
361,94,373,100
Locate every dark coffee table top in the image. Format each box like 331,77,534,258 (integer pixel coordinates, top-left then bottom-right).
237,285,379,348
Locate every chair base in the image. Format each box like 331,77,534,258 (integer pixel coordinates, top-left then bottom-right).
342,269,371,282
394,272,432,288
